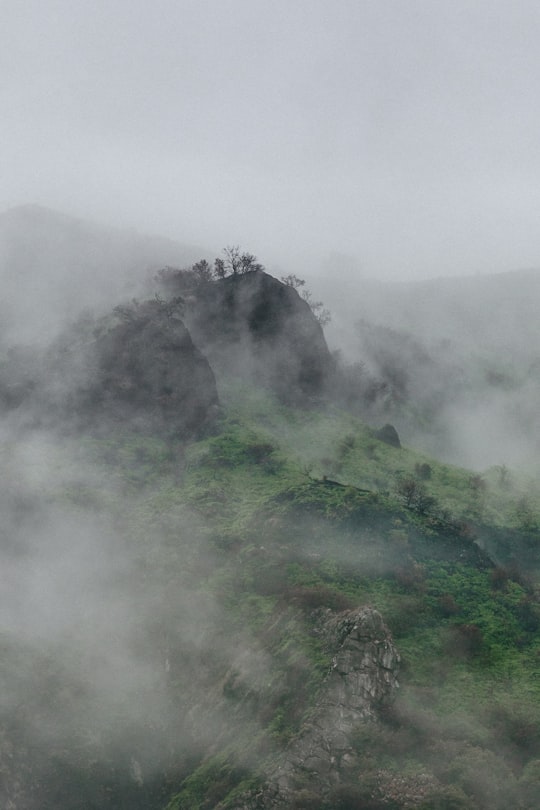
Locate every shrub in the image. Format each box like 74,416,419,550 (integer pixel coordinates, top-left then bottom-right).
396,476,437,514
415,463,433,480
440,745,517,809
445,624,483,658
416,785,474,809
489,566,509,590
287,585,354,613
437,593,461,617
337,434,356,457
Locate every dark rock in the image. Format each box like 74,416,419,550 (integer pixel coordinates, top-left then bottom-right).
374,423,401,448
184,271,334,402
0,301,220,437
88,304,219,435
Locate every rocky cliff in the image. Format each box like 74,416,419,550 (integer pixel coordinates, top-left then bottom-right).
227,607,400,810
87,300,219,435
0,268,334,433
0,299,220,437
183,271,334,402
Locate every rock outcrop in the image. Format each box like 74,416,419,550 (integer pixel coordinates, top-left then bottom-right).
87,301,219,435
184,271,334,402
374,423,401,448
228,607,400,809
0,300,220,437
0,268,332,430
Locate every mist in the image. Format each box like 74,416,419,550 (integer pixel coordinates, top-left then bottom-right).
3,0,540,475
0,423,280,808
3,1,540,280
0,216,538,806
2,2,540,807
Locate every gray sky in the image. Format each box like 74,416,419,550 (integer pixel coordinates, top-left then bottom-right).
3,0,540,279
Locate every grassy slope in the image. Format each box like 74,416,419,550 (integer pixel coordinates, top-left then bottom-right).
30,384,540,809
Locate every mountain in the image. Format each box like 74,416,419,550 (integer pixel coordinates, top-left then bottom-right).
0,205,206,343
320,267,540,362
0,211,539,809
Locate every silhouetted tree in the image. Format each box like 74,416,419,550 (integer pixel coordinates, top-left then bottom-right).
218,246,264,276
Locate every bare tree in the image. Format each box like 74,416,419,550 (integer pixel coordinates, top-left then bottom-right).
281,273,331,326
219,246,264,276
396,475,436,514
280,273,306,289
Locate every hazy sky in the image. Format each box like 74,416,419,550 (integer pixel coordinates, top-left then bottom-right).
3,0,540,279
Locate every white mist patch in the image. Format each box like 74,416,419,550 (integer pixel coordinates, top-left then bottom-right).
0,423,274,785
441,386,540,471
0,205,205,345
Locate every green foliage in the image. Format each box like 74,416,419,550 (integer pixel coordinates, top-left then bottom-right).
11,377,540,810
165,754,257,810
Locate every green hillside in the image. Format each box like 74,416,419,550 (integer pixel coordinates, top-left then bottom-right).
0,256,539,809
3,384,535,809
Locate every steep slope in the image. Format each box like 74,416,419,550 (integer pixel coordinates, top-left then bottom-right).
0,264,335,433
76,299,219,435
160,393,540,810
1,379,540,809
231,608,400,810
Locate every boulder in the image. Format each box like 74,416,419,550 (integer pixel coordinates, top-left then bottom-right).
89,303,219,435
374,423,401,448
184,271,334,402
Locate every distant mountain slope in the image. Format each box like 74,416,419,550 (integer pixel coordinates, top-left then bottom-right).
0,205,207,343
317,267,540,470
321,267,540,364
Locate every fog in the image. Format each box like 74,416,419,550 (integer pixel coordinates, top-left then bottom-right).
3,1,540,279
0,422,274,807
315,268,540,470
1,3,540,806
0,219,537,806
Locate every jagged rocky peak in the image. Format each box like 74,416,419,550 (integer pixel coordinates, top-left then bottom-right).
181,270,335,402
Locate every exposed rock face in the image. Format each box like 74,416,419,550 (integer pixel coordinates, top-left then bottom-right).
87,303,219,435
185,271,334,402
229,607,400,809
374,423,401,448
0,301,220,437
0,268,331,429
